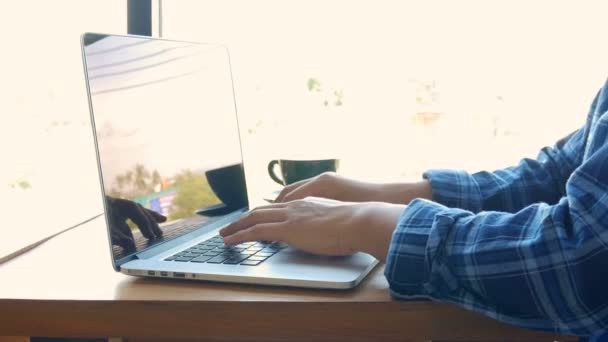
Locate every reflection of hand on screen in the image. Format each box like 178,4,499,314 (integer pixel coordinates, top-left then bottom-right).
105,196,166,250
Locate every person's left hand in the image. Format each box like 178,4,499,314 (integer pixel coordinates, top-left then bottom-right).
219,197,405,261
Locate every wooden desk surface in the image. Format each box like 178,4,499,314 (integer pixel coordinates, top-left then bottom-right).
0,217,575,341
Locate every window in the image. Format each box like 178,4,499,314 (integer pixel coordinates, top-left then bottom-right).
0,1,126,255
4,1,608,257
161,0,608,202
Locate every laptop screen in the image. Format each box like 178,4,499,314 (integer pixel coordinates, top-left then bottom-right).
82,34,248,268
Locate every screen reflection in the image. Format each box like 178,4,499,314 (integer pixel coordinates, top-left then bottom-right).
83,34,247,263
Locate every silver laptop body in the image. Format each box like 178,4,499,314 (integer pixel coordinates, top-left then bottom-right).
81,33,377,289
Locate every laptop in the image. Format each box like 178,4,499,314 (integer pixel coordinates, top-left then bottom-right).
81,33,378,289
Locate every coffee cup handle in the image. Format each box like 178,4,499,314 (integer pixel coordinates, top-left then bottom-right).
267,160,284,185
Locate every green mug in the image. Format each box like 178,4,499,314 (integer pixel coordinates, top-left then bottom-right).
267,159,339,185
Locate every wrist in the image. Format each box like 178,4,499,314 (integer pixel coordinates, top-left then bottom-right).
348,202,405,261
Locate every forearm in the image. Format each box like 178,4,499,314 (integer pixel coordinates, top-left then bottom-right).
366,180,433,205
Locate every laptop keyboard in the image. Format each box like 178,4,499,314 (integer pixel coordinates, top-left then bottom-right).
112,215,224,260
164,235,288,266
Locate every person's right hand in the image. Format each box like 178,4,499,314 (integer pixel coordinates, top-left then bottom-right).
274,172,433,205
105,196,166,250
221,197,405,261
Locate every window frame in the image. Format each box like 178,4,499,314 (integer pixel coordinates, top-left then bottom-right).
127,0,152,36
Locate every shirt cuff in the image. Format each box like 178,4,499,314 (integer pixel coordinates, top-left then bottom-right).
384,198,467,297
423,169,483,212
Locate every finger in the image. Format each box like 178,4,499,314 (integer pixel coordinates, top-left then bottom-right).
275,178,311,202
126,203,159,240
138,207,166,237
146,208,167,223
223,222,284,245
110,218,136,250
281,180,320,202
137,204,164,239
219,208,285,237
144,209,165,237
111,233,135,250
251,202,288,211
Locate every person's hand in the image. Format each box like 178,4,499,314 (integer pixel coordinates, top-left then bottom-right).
275,172,433,205
219,197,405,261
105,196,166,250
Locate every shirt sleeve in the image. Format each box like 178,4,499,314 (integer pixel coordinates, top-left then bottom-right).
423,126,585,213
423,84,608,214
384,141,608,337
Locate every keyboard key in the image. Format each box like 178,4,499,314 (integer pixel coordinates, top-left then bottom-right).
247,255,267,261
175,257,194,262
207,255,229,264
222,259,241,265
164,256,177,261
241,260,262,266
261,248,279,253
239,250,257,255
191,255,213,263
246,247,263,252
223,247,245,253
192,249,211,254
270,242,289,249
223,255,249,264
255,252,274,257
203,251,221,256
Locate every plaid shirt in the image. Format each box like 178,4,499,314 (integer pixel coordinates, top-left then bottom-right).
385,79,608,339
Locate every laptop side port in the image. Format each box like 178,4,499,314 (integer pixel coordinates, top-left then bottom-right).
174,272,186,278
160,271,169,277
147,271,155,276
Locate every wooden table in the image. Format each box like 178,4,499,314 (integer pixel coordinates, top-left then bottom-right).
0,217,575,341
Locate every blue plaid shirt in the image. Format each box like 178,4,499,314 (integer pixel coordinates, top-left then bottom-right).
385,79,608,339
